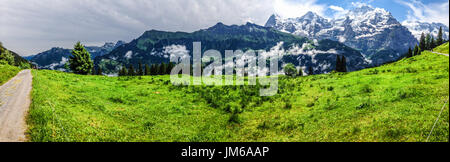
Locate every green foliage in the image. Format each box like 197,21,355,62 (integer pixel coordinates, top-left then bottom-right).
0,49,15,65
419,33,426,51
413,45,421,56
0,64,20,86
437,26,444,45
69,42,94,75
284,63,297,77
434,42,449,54
335,55,347,72
28,51,449,142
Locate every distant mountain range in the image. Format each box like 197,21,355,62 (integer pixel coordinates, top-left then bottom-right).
265,6,418,66
95,22,368,75
402,21,449,41
27,41,125,70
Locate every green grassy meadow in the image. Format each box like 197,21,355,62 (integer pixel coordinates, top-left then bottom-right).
434,42,449,54
27,51,449,142
0,64,20,86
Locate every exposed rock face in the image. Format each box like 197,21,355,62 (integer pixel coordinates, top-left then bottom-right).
265,6,418,66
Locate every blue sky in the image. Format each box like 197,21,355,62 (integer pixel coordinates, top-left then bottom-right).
318,0,449,22
0,0,448,55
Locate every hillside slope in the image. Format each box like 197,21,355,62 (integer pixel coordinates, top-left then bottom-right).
28,51,448,142
434,42,449,54
0,64,20,86
95,22,368,75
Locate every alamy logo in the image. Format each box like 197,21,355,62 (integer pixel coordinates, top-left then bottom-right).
170,42,279,96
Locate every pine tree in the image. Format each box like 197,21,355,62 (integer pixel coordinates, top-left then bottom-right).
118,67,124,76
144,64,150,75
119,67,128,76
150,64,157,75
413,45,420,56
137,61,144,76
430,36,436,49
407,47,413,58
97,67,102,75
69,42,94,75
341,56,347,72
425,33,432,50
128,64,135,76
335,55,342,72
298,67,303,76
167,62,175,74
419,33,426,51
308,66,314,75
437,26,444,46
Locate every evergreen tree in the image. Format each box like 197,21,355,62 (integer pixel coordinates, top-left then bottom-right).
308,66,314,75
419,33,426,51
413,45,420,56
128,64,136,76
298,67,303,76
167,62,175,74
407,47,413,58
68,42,94,75
335,55,342,72
335,55,347,72
138,61,143,76
144,64,150,75
97,67,102,75
437,26,444,46
425,33,432,50
341,56,347,72
159,63,167,75
430,37,436,49
119,67,128,76
150,64,157,75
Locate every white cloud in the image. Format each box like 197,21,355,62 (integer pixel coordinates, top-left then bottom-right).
351,2,373,8
0,0,277,55
328,5,348,19
396,0,449,26
274,0,327,18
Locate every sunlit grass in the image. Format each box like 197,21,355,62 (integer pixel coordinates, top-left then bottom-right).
28,52,449,142
0,64,20,86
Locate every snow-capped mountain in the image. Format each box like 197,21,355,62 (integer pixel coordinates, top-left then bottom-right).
265,6,418,66
402,21,449,41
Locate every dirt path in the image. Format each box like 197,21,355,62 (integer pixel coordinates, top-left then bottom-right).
0,70,32,142
431,51,449,57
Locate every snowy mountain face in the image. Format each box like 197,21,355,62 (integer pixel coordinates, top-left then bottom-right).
402,21,449,41
265,6,418,66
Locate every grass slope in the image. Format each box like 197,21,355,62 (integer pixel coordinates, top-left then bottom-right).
28,52,449,142
0,64,20,86
434,42,449,54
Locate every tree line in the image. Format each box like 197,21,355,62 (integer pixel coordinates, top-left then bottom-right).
118,62,175,76
406,26,448,58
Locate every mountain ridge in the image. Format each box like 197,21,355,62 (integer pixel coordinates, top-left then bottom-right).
265,5,418,66
95,22,369,75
